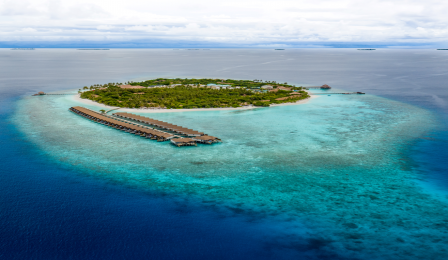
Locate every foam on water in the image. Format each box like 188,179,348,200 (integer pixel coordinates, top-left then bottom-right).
12,90,448,259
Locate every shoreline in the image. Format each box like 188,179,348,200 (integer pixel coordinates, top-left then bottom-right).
70,92,317,113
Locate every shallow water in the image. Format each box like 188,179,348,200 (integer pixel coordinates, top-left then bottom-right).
2,49,448,259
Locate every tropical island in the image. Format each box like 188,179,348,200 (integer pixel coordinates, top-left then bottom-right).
79,78,311,109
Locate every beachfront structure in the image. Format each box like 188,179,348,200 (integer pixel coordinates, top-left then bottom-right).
206,84,232,89
261,85,274,90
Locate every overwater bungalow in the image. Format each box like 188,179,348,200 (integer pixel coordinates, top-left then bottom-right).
170,138,197,147
114,112,205,137
70,106,174,142
192,136,222,144
70,107,221,147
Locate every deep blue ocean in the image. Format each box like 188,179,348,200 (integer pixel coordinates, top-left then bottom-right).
1,49,447,260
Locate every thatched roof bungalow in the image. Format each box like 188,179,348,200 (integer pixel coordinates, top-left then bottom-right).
70,106,174,142
193,136,222,144
170,138,197,147
114,112,205,137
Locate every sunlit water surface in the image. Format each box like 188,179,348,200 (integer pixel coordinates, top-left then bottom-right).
2,49,448,259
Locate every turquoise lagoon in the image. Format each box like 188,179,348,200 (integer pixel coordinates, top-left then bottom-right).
12,88,448,259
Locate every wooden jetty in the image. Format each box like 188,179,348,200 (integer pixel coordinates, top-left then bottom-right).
305,84,331,89
113,112,221,144
70,106,174,142
70,107,221,146
313,92,365,95
113,112,219,140
114,112,204,136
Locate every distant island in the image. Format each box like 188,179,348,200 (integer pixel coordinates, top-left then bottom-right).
357,49,376,50
11,48,35,50
79,78,311,109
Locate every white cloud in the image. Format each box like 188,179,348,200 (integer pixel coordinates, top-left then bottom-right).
20,28,37,32
0,0,447,45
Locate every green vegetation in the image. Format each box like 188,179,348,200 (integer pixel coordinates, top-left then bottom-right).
80,78,310,109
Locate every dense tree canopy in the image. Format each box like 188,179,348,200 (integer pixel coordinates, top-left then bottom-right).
80,78,310,109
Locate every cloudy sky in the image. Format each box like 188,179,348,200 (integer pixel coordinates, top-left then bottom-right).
1,0,447,47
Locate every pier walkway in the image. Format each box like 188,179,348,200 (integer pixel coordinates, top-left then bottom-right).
70,106,174,142
70,107,221,146
312,92,365,95
114,112,210,138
